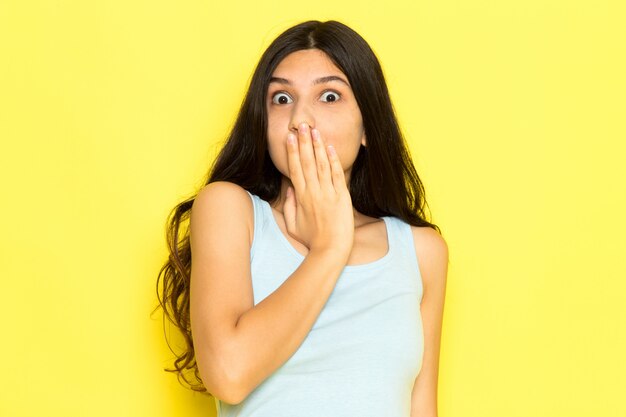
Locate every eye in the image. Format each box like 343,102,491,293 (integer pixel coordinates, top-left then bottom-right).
320,90,341,103
271,92,292,105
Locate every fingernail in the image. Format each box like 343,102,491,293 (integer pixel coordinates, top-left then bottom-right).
299,122,308,132
328,145,336,156
311,128,319,141
287,133,295,144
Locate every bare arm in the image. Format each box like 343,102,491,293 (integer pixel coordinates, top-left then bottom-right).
190,182,348,404
410,226,448,417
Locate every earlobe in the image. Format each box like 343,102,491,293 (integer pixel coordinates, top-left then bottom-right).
361,133,367,147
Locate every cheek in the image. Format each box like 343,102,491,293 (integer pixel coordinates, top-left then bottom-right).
321,128,363,166
267,136,289,177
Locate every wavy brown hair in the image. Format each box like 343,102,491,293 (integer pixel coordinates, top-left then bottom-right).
152,19,441,396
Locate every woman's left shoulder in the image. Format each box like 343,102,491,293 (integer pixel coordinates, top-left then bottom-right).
409,225,448,255
409,225,449,288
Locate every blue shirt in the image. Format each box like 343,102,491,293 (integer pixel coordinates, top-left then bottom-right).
215,191,424,417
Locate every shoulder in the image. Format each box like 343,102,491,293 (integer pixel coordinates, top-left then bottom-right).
191,181,254,244
193,181,253,216
195,180,251,203
410,225,449,292
409,225,448,259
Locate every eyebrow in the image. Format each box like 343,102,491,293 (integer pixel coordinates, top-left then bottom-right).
268,75,350,87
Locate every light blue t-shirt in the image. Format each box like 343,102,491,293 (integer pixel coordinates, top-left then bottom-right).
215,191,424,417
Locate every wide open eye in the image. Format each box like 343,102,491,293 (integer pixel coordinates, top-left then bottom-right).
271,92,293,105
320,90,341,103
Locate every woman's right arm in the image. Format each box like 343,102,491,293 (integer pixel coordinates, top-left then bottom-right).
189,181,349,404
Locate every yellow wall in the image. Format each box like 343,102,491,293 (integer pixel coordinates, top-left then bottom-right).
1,1,624,416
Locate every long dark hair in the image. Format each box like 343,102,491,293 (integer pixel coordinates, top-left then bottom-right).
153,19,441,396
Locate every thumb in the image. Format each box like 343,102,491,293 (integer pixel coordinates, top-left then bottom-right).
283,186,296,235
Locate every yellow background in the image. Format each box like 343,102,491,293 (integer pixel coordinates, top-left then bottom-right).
1,0,624,416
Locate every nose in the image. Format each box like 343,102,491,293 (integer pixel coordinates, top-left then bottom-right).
288,101,315,133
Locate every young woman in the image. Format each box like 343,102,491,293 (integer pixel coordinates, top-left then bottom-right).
155,19,448,417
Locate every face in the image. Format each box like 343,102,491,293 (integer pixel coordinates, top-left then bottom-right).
265,48,366,183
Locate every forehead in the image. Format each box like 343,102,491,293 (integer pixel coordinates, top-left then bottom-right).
269,49,350,88
271,49,345,79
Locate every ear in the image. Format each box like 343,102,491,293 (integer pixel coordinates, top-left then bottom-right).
360,131,367,147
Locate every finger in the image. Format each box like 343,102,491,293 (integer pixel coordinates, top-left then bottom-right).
297,123,319,189
326,144,347,192
286,133,305,192
311,128,332,189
